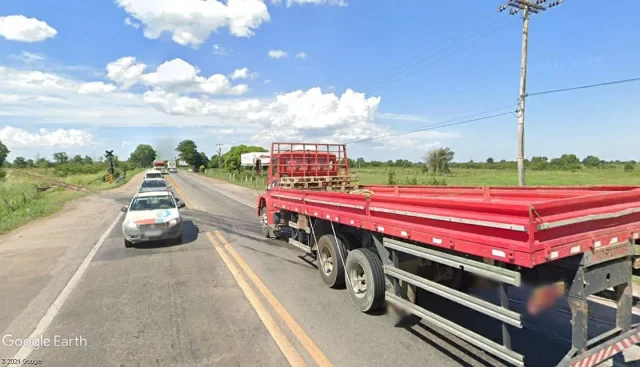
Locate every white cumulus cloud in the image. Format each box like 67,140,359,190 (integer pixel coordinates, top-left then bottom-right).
295,52,307,59
268,50,287,59
230,68,257,80
124,17,141,29
78,82,117,94
0,126,95,149
213,44,230,56
106,57,147,90
0,15,57,42
115,0,271,46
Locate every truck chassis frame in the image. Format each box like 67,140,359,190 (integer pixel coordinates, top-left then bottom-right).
266,211,639,367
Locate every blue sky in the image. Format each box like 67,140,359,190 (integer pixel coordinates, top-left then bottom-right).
0,0,638,163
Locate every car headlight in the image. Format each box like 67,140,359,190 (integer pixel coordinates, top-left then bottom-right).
168,217,181,227
125,221,138,229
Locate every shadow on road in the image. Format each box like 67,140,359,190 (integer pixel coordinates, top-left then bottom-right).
132,220,199,249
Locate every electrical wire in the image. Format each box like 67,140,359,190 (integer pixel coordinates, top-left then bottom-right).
261,13,517,143
526,76,640,97
346,104,517,145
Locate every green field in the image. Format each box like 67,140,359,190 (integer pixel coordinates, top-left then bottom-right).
0,168,143,234
355,166,640,186
203,165,640,188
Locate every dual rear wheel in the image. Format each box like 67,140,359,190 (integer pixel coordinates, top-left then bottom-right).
316,234,385,313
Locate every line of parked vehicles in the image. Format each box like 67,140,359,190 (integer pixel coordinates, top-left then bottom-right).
119,168,185,248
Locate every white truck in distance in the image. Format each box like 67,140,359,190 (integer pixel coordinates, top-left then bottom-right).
168,160,177,173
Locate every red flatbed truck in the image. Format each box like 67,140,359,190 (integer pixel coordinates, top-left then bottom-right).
256,143,640,367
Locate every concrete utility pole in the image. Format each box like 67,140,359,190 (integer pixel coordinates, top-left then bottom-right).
499,0,564,186
216,144,223,169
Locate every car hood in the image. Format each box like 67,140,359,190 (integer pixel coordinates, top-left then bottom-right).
125,208,180,225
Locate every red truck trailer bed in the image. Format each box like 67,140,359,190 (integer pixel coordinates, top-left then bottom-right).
266,185,640,268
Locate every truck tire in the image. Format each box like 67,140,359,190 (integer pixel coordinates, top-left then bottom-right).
317,234,347,289
345,248,386,313
124,239,133,248
260,207,272,238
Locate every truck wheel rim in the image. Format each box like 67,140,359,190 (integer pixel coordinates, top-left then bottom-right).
261,212,268,228
320,248,333,275
349,264,367,298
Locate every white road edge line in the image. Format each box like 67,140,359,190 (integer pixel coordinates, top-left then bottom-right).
11,212,124,366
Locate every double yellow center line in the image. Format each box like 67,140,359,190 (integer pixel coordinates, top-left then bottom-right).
173,175,332,367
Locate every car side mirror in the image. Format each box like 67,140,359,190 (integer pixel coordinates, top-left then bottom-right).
121,206,128,212
177,201,186,209
167,184,173,188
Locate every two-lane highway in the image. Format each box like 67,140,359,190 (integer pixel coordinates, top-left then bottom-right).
5,171,636,367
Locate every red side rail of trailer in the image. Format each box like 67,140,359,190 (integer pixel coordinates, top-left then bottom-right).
260,185,640,268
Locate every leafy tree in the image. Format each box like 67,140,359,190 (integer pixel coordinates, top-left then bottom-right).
209,154,221,169
197,152,209,169
356,157,366,168
72,154,84,164
624,163,635,172
52,152,69,164
222,145,267,171
424,147,454,174
36,158,49,168
486,157,494,164
13,156,27,168
83,155,93,165
26,159,35,168
129,144,157,167
0,140,9,166
582,155,601,168
175,140,199,166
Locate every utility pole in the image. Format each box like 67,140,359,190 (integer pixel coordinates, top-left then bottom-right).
216,144,223,169
499,0,564,186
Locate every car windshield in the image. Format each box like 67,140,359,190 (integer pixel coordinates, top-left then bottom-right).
141,180,166,188
146,173,162,179
129,195,175,211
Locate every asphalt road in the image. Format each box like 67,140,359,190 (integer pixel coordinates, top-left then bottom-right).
2,172,639,367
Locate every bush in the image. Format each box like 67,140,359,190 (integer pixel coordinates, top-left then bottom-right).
403,176,418,185
423,177,447,186
387,170,396,185
0,169,6,180
624,163,635,172
53,163,106,177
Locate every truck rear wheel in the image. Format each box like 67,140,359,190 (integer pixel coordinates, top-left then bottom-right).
345,248,385,313
317,234,347,288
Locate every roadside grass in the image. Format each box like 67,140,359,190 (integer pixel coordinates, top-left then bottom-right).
202,169,268,191
0,169,143,235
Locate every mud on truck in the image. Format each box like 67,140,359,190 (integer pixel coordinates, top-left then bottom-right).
256,142,640,367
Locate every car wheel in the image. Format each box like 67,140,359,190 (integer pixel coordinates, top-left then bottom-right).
124,239,133,248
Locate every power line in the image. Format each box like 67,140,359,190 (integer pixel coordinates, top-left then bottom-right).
526,77,640,97
346,104,517,145
260,13,517,143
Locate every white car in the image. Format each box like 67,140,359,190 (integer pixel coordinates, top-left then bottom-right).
121,191,185,248
144,170,163,179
